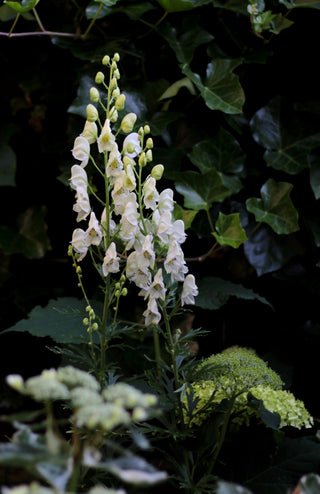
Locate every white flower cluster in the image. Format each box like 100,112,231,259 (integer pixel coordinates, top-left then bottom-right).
1,482,126,494
69,53,198,325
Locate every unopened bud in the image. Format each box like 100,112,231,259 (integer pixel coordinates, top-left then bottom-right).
144,125,150,134
146,149,153,162
120,274,126,282
112,87,120,99
89,309,95,319
95,71,105,84
138,152,147,167
68,245,73,256
110,77,117,90
92,322,99,331
102,55,110,65
115,94,126,111
146,137,153,149
123,155,135,169
114,69,120,79
115,282,121,290
121,287,128,296
120,112,137,133
6,374,24,392
90,87,100,103
113,52,120,62
109,107,118,123
138,126,144,137
86,305,91,312
76,266,82,274
151,164,164,180
115,290,120,298
83,318,89,326
86,104,99,122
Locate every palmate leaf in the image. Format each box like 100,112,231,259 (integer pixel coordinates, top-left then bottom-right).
175,170,232,210
213,212,248,248
1,297,102,344
182,59,244,114
4,0,39,13
246,179,299,234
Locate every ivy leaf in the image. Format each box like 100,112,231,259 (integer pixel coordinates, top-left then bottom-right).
246,179,299,234
149,111,183,136
173,203,198,230
159,77,196,100
182,59,244,114
158,22,214,64
2,297,102,344
251,99,320,174
247,436,320,494
195,277,272,310
213,212,248,248
243,224,301,276
4,0,39,13
175,170,232,211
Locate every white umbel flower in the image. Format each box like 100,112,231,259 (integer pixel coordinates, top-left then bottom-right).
181,274,198,306
72,136,90,168
102,242,120,276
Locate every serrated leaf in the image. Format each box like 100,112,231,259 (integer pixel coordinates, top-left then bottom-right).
182,59,244,114
159,77,196,100
4,0,39,13
0,143,16,186
247,436,320,494
250,100,320,174
175,170,232,210
195,276,272,309
246,179,299,234
1,297,102,344
158,23,214,64
213,212,247,248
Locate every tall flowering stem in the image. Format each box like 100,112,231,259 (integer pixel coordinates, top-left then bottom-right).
68,52,199,395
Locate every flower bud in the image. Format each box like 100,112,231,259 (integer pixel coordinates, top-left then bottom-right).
138,126,144,137
92,322,99,331
123,155,135,169
146,137,153,149
112,87,120,99
144,125,150,134
89,309,95,318
111,60,117,70
6,374,24,392
102,55,110,65
151,164,164,180
90,87,100,103
114,69,120,80
109,107,118,123
120,274,126,282
86,305,91,312
115,94,126,111
115,290,120,298
121,287,128,296
120,113,137,133
95,71,105,84
67,245,73,256
138,152,147,167
146,149,153,162
125,142,137,155
83,318,89,326
86,104,99,122
113,52,120,62
115,282,121,290
110,77,117,90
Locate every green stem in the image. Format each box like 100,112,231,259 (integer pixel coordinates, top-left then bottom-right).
207,396,235,474
82,3,103,39
153,327,162,378
8,13,20,37
206,207,215,233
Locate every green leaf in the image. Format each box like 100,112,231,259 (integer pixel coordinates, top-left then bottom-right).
243,224,301,276
95,0,119,6
247,393,281,430
0,143,16,186
68,75,95,118
280,0,320,8
246,179,299,234
182,59,244,114
173,203,198,230
159,77,196,100
251,100,320,174
149,111,183,136
195,276,272,310
270,14,294,34
247,436,320,494
0,4,17,20
4,0,39,13
213,212,248,248
309,153,320,199
1,297,102,344
175,170,232,210
158,23,214,64
155,0,210,12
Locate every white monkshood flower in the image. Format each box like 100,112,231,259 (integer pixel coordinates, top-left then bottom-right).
97,119,115,153
142,268,166,301
85,212,103,246
143,297,161,326
101,208,116,237
70,164,87,191
157,211,173,244
112,189,136,216
158,188,174,214
72,136,90,168
123,132,141,158
106,142,123,179
102,242,120,276
164,240,188,282
170,219,186,244
181,274,199,306
126,251,151,289
124,164,136,191
71,228,91,260
73,186,91,222
143,177,159,210
81,120,98,144
141,234,155,269
119,201,139,249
